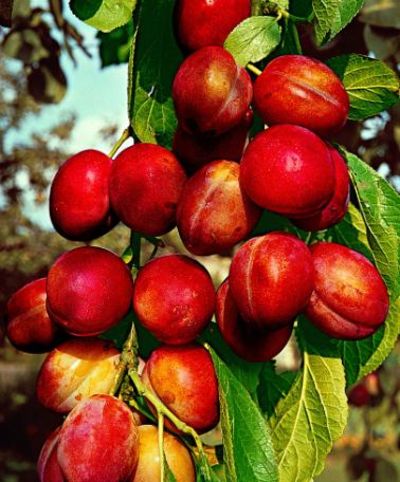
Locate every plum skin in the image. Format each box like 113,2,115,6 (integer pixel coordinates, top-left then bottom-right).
176,0,251,52
216,279,293,362
37,427,64,482
253,55,349,136
132,425,196,482
50,149,117,241
173,109,252,172
177,160,262,256
172,46,253,136
305,242,389,340
57,394,139,482
240,125,335,218
109,143,187,236
6,277,62,353
142,345,219,434
133,254,216,345
293,145,350,231
229,232,314,329
36,338,120,413
47,246,133,336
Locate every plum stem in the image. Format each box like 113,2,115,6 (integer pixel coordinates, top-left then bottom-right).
111,320,139,395
158,413,165,481
129,369,209,474
108,127,131,158
247,63,262,76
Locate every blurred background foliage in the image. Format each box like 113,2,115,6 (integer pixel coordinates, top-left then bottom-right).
0,0,400,480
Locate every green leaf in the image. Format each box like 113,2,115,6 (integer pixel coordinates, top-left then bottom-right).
327,54,400,120
270,321,348,482
209,347,278,482
328,203,374,261
201,324,263,397
344,149,400,300
196,454,224,482
128,0,182,149
224,16,281,67
69,0,136,33
257,362,297,418
329,0,365,41
164,454,178,482
97,20,133,67
312,0,340,45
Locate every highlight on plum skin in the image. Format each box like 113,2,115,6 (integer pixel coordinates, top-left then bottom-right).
216,279,293,362
229,232,314,329
57,394,139,482
305,242,389,340
253,54,350,136
133,254,216,345
50,149,117,241
36,338,120,414
142,344,219,434
177,160,262,256
176,0,251,52
132,425,196,482
293,145,350,232
6,277,62,354
37,427,64,482
46,246,133,337
172,46,253,137
240,125,335,218
109,143,187,236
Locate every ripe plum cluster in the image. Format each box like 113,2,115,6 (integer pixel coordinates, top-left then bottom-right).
4,1,391,480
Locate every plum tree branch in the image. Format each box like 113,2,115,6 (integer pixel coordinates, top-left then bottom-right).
129,369,209,475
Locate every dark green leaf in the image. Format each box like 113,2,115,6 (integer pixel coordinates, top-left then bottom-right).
224,16,281,67
97,20,133,67
327,54,399,120
128,0,182,148
69,0,136,32
209,347,278,482
257,362,297,418
69,0,102,20
100,312,133,349
201,324,263,397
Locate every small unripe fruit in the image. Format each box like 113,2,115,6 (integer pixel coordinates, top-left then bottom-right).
305,242,389,339
109,144,187,236
36,338,120,413
293,146,350,231
176,0,251,52
173,46,252,136
57,395,139,482
143,345,219,434
132,425,196,482
6,278,61,353
177,160,261,255
216,279,292,362
50,150,117,241
254,55,349,136
47,246,133,336
173,110,252,172
240,125,335,218
37,427,64,482
133,255,215,344
229,232,314,329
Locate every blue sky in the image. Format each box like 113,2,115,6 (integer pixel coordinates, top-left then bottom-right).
12,2,130,228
